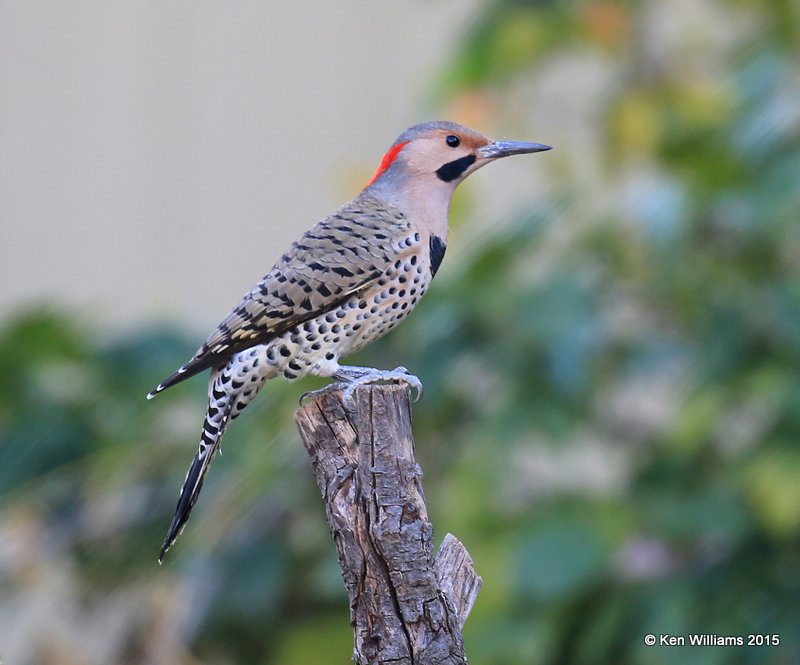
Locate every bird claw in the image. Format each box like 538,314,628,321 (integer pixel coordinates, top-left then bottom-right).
299,383,344,406
390,367,423,403
298,367,423,407
299,382,358,416
339,366,423,404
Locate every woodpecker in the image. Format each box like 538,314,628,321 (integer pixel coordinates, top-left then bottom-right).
150,121,550,561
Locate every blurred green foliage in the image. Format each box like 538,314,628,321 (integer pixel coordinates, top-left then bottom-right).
2,1,800,663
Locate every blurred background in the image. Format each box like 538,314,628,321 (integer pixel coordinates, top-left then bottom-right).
1,1,799,663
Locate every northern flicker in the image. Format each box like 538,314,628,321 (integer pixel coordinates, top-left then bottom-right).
150,121,550,561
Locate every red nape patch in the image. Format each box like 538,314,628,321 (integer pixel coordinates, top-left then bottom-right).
367,141,409,186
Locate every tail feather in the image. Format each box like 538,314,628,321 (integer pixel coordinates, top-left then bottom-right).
147,356,212,400
157,346,273,562
159,451,208,562
159,402,231,563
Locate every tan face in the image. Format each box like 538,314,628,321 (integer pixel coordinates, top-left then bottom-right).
365,121,550,237
366,121,551,202
401,128,492,184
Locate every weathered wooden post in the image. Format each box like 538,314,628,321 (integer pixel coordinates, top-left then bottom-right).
294,384,481,664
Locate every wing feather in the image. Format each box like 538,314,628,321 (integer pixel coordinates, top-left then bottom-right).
148,194,410,397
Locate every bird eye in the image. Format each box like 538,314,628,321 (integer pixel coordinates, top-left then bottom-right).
445,135,460,148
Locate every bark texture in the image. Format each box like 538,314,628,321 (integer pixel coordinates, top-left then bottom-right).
294,384,481,665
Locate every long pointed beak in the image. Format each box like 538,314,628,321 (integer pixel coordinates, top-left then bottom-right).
477,140,552,160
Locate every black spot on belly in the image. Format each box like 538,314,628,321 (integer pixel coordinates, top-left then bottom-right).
429,235,446,277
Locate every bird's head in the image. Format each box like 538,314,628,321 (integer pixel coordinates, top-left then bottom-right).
365,121,551,204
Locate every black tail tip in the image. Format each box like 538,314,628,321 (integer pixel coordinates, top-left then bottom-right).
158,535,174,564
159,504,192,564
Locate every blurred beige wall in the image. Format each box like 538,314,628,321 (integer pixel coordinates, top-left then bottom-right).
0,1,488,331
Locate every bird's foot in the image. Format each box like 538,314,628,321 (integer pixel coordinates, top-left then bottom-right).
337,366,423,405
299,382,346,406
299,366,423,408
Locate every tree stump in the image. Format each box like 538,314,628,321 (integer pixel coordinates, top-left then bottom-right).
294,384,481,665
